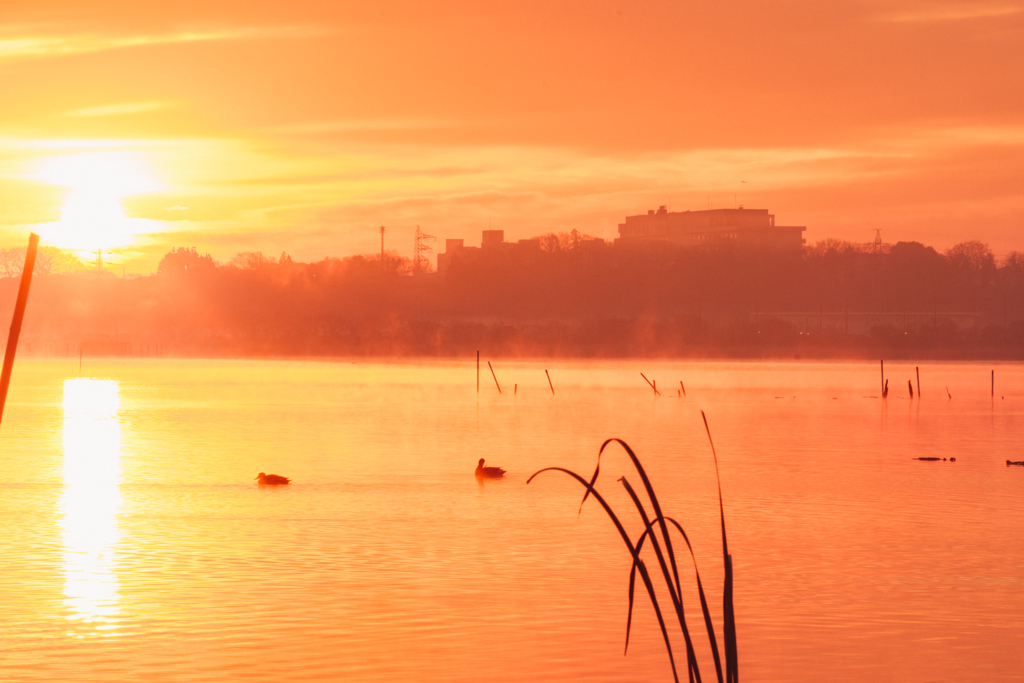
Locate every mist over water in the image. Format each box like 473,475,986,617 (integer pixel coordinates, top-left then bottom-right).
0,358,1021,682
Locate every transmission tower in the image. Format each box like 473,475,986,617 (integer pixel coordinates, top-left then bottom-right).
872,229,882,253
379,225,386,270
413,225,436,274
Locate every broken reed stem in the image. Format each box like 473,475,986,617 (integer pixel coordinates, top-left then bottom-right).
546,368,555,395
915,366,920,398
680,380,686,397
488,360,502,394
640,372,662,396
0,233,39,425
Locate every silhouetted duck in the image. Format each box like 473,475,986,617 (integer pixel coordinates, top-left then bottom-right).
256,472,291,485
1007,460,1024,467
475,458,505,479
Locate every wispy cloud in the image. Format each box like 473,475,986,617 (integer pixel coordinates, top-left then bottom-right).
877,2,1024,23
60,102,173,118
268,118,474,135
0,26,327,63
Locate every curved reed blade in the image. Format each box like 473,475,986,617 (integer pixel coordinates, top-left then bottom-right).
528,466,681,683
620,476,700,682
578,451,603,518
663,516,724,683
635,558,680,683
701,411,737,683
602,439,684,610
626,548,638,655
625,528,656,656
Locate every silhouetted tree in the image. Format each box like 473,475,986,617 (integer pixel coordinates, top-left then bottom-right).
158,247,215,276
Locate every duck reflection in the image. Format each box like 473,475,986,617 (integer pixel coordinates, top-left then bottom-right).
58,379,122,636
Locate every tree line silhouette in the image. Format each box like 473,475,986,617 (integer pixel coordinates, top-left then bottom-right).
2,235,1023,358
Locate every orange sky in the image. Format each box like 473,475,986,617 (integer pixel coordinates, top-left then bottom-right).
1,0,1022,271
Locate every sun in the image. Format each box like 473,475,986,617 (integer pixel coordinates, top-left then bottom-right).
32,151,163,257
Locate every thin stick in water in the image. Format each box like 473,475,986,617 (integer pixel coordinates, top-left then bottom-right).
640,373,661,396
908,379,913,399
991,370,994,398
680,380,686,397
545,368,555,395
0,233,40,425
880,359,884,395
488,361,502,394
916,366,921,398
476,350,480,393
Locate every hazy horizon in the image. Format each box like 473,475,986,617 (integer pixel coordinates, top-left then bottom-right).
2,1,1023,273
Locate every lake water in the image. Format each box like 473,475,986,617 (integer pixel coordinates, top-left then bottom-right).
0,358,1022,682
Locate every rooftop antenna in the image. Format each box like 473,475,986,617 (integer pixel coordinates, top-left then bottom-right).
414,225,436,275
873,229,882,253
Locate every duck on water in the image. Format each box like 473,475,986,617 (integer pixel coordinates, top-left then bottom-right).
256,472,291,485
475,459,506,479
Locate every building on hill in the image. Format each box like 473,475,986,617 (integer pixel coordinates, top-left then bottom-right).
616,206,805,249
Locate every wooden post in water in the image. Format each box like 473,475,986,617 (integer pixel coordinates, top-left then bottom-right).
991,370,994,398
0,233,39,425
545,368,554,395
476,351,480,393
908,379,913,399
488,361,501,394
916,366,921,398
880,359,884,395
680,380,686,397
640,373,661,396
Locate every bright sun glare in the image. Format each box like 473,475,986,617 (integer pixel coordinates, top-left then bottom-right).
60,378,123,637
33,151,162,257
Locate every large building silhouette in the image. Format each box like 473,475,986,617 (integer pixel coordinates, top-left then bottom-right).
616,206,805,249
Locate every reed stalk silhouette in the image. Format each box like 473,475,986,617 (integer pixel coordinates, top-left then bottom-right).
527,410,737,683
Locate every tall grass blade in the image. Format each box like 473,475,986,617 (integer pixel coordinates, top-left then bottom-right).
701,411,737,683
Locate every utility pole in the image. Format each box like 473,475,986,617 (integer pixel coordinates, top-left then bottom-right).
379,225,386,271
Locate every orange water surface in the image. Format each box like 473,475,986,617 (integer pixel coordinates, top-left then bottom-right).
0,358,1021,682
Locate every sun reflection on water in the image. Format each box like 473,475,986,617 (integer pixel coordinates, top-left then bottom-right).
58,379,123,637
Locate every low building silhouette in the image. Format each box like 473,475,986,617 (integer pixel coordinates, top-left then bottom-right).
616,206,805,249
437,230,546,274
